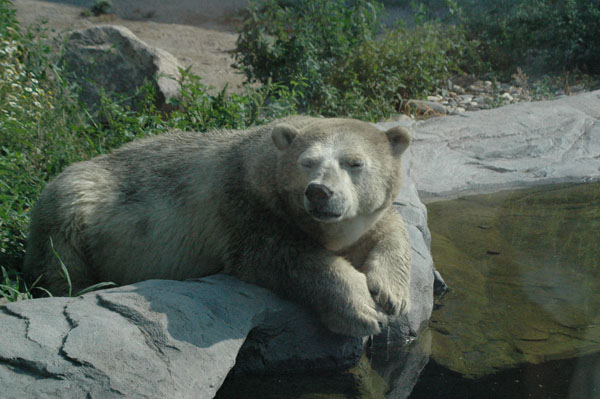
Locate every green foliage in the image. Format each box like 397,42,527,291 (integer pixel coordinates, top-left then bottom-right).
1,6,91,271
0,0,16,37
236,0,380,85
456,0,600,75
90,0,112,16
333,21,481,114
235,0,382,116
169,69,299,131
1,266,36,303
235,0,483,119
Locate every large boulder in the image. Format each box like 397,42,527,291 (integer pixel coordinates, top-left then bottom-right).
0,276,362,399
404,90,600,201
62,25,181,112
390,153,436,339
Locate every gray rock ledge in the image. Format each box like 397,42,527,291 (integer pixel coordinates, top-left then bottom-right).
405,90,600,202
0,276,362,399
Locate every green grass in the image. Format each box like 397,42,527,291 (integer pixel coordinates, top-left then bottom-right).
1,266,39,303
48,238,117,297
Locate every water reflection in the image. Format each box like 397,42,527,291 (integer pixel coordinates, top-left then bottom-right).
409,352,600,398
371,328,431,399
217,330,431,399
426,183,600,378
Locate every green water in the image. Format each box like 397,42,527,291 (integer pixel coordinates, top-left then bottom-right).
217,182,600,398
427,182,600,378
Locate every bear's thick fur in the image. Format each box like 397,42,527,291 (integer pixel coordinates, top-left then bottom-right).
23,116,412,337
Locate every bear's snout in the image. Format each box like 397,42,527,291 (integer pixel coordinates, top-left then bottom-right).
304,183,346,222
305,183,333,205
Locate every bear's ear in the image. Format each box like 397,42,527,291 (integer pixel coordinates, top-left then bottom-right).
385,126,411,157
272,124,299,151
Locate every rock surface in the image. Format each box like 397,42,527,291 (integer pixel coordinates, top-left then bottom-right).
62,25,181,112
406,90,600,201
0,276,364,399
391,155,435,339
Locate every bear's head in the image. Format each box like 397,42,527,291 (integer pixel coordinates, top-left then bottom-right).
272,118,411,248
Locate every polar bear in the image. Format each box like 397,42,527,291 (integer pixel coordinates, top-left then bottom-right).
23,116,412,337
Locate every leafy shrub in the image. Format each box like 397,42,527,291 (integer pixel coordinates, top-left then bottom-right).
169,70,299,131
456,0,600,74
333,21,481,114
235,0,483,119
90,0,112,16
0,2,90,270
235,0,381,115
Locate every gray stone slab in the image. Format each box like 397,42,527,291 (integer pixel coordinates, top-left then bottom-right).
403,90,600,201
0,276,367,398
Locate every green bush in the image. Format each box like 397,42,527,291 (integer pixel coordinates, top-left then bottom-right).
90,0,112,16
1,2,90,270
169,70,300,131
456,0,600,74
235,0,381,115
235,0,482,119
333,21,481,114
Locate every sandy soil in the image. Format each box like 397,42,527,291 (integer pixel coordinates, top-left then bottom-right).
13,0,250,91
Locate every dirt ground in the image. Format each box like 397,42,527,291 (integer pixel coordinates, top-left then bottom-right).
13,0,250,91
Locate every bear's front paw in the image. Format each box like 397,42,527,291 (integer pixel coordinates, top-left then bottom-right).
321,302,386,338
366,273,410,316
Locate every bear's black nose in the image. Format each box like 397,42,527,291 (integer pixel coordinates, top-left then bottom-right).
305,183,333,204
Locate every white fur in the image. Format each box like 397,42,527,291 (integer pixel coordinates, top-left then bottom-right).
24,116,413,338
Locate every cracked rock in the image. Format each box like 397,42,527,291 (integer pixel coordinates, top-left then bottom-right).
0,278,355,398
